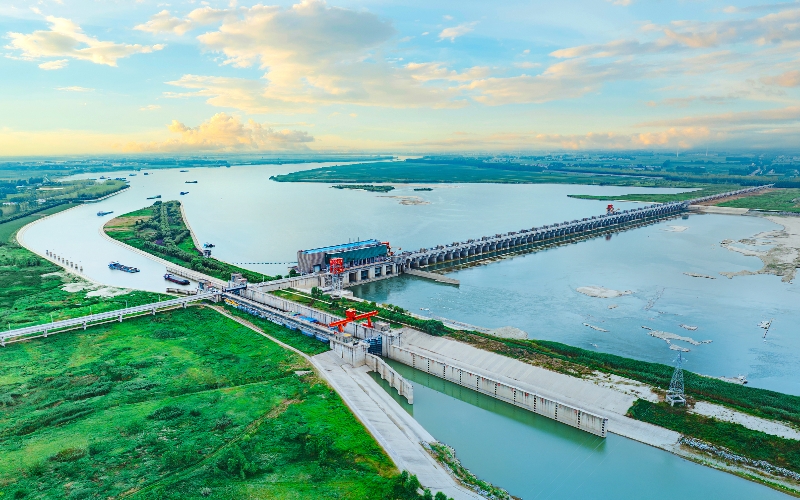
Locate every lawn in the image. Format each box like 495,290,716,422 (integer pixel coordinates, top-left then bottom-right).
0,307,401,499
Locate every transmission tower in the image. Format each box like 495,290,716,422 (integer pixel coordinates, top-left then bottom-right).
666,352,686,407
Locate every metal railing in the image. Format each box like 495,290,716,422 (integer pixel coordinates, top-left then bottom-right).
1,291,219,345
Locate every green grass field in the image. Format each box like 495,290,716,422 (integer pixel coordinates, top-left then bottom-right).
567,186,733,203
718,189,800,212
0,307,402,499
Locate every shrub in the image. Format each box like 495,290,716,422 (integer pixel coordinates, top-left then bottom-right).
214,415,232,430
148,405,184,421
50,447,86,462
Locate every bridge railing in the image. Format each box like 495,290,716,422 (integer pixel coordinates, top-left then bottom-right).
1,291,219,345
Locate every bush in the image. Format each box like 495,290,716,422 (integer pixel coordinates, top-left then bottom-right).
215,444,257,479
50,447,86,462
148,405,185,420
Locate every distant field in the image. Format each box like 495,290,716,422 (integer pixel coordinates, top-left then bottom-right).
0,307,399,499
566,186,731,203
0,203,78,243
718,188,800,212
270,160,758,189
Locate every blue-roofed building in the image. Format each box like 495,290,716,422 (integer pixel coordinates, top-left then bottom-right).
296,239,396,285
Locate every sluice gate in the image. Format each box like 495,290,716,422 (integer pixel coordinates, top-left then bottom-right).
394,185,771,272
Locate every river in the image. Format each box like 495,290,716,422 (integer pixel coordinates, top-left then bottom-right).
17,162,797,498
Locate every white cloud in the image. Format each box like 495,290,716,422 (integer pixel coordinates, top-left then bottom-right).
134,10,193,35
197,0,395,69
761,69,800,87
38,59,68,70
140,104,161,111
135,7,230,35
122,112,313,152
8,15,163,67
56,86,94,92
438,22,477,42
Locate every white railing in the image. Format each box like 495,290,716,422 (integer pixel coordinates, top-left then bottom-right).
1,291,219,345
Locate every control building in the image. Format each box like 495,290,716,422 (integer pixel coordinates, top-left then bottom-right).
296,239,398,285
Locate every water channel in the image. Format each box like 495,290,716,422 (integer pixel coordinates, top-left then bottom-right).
371,364,790,500
18,162,797,498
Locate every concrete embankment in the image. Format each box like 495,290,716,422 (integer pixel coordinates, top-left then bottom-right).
405,269,460,285
399,329,681,450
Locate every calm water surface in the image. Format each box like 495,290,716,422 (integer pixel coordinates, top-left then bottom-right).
372,363,791,500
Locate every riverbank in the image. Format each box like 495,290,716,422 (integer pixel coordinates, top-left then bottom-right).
720,215,800,282
103,201,274,284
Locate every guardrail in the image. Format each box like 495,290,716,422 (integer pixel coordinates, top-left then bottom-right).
0,291,219,345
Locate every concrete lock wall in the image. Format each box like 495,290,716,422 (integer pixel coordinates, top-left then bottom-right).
365,354,413,404
330,337,368,367
239,289,378,339
388,345,607,437
257,275,325,293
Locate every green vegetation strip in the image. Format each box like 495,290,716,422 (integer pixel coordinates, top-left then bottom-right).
718,188,800,212
628,400,800,476
332,184,395,193
0,307,408,499
424,442,511,500
567,186,734,203
270,159,794,188
104,200,277,283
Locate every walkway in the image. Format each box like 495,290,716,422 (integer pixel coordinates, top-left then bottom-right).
210,307,481,500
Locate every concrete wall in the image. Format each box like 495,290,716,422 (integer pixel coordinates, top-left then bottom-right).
330,337,368,367
255,274,325,292
388,345,607,437
238,288,379,339
365,353,414,404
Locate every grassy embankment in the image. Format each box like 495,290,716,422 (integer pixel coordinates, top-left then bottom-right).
718,188,800,213
0,306,414,499
270,159,788,188
1,179,127,224
628,400,800,480
566,185,736,203
274,289,800,480
333,184,395,193
103,201,276,283
0,205,165,330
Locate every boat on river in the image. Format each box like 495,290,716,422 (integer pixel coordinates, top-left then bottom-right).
180,191,189,195
97,211,113,216
185,180,198,184
146,195,161,200
108,261,139,273
164,273,190,285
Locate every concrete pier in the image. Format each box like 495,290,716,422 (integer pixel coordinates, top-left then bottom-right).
405,269,460,285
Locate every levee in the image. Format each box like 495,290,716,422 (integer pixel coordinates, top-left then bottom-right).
387,344,608,437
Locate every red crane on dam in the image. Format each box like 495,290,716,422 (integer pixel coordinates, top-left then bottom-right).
329,308,379,332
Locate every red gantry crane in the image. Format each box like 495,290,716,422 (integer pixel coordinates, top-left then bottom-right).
329,308,379,333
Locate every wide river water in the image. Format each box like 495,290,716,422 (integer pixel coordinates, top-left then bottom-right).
19,162,797,498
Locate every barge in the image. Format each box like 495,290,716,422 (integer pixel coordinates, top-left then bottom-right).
108,261,140,273
164,273,190,285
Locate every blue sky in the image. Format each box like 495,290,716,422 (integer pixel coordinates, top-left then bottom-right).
1,0,799,155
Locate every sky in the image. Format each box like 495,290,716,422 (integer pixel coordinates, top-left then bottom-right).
1,0,800,155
